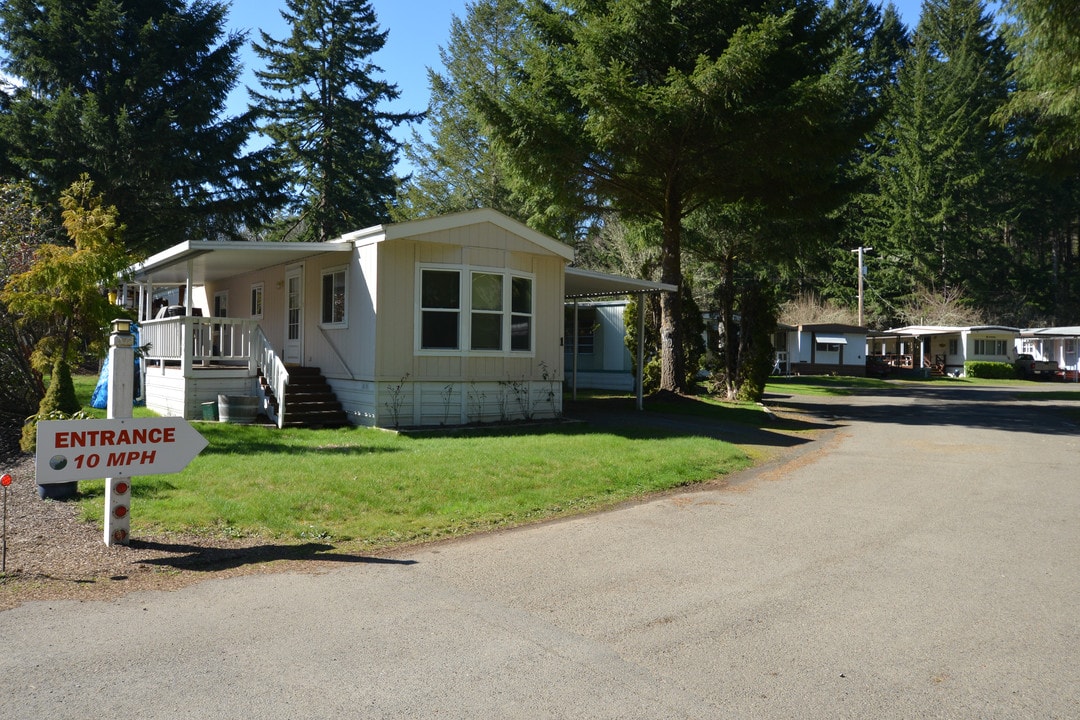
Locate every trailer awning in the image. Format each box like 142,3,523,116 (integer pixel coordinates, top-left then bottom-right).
815,334,848,344
564,267,675,299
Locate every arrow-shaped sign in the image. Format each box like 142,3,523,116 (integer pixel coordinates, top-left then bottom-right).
36,417,208,484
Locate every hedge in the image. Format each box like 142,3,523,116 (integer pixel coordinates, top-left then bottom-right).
965,361,1015,379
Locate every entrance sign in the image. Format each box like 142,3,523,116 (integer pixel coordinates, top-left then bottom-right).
36,417,208,484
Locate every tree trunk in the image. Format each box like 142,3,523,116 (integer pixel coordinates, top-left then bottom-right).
659,204,685,393
719,250,738,401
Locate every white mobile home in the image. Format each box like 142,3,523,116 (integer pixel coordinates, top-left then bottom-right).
776,323,868,376
1017,327,1080,380
867,325,1019,377
127,209,665,427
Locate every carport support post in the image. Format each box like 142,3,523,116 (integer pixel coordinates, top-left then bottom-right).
104,319,135,547
636,292,645,411
572,300,579,401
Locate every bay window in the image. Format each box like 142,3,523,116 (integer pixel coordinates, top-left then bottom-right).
419,266,533,354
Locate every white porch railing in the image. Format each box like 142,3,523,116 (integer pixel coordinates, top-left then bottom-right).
141,317,259,373
255,325,290,427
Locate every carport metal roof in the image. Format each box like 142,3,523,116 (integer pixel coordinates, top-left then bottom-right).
565,267,675,298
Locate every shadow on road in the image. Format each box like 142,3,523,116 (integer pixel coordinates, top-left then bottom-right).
764,382,1080,436
129,539,418,572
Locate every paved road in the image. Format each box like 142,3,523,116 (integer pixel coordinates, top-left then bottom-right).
2,384,1078,718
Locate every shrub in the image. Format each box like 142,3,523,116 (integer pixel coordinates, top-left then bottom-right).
965,361,1014,379
42,357,82,415
19,357,85,452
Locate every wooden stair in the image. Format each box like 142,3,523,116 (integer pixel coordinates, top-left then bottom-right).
260,366,350,428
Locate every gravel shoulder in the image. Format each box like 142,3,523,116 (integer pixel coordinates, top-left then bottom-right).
0,451,366,611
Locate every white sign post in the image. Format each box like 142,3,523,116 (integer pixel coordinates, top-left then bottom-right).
34,320,208,546
105,318,134,545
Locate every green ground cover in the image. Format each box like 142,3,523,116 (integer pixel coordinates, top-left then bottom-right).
68,376,751,547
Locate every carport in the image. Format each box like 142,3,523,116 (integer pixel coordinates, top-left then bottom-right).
564,268,676,410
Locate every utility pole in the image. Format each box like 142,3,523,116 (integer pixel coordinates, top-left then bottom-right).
851,247,872,326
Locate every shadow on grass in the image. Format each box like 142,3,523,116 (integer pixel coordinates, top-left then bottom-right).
561,395,831,450
130,539,417,572
173,393,830,458
196,441,403,458
387,394,830,451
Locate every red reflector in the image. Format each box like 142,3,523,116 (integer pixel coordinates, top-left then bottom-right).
113,505,128,518
0,474,11,487
115,481,129,495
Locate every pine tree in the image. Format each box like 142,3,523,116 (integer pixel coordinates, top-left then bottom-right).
481,0,895,392
0,0,282,254
1,176,131,373
394,0,526,222
250,0,421,242
1000,0,1080,164
874,0,1014,318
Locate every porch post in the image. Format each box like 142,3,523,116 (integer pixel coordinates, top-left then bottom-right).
142,275,152,322
184,260,194,316
180,316,192,376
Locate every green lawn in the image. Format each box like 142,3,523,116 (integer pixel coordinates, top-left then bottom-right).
764,375,896,396
765,373,1080,397
68,376,752,548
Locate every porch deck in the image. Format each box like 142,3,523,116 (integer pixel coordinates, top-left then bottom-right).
140,316,290,425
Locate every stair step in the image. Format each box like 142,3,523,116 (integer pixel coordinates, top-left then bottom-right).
281,410,350,428
260,364,351,429
282,395,336,405
284,384,333,396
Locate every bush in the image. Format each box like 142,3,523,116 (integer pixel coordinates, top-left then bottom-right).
19,357,84,452
965,361,1014,379
20,408,93,453
43,357,82,415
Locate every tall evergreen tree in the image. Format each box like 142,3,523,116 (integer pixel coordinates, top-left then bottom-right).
250,0,420,242
394,0,526,222
480,0,894,393
999,0,1080,164
874,0,1015,319
995,0,1080,322
0,0,282,254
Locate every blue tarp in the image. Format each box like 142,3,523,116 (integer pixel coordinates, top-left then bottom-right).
90,324,143,408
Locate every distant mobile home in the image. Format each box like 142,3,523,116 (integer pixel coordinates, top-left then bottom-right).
775,323,868,376
867,325,1019,377
1017,327,1080,380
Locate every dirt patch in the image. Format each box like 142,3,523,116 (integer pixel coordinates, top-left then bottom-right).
0,452,404,612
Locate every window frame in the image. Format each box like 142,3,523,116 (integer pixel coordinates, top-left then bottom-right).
250,283,264,319
416,264,535,356
319,265,348,328
973,338,1007,356
213,290,228,318
564,307,597,356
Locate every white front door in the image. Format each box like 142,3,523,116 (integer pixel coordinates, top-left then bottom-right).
284,266,303,364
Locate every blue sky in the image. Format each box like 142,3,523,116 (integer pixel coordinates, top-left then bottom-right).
225,0,931,134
